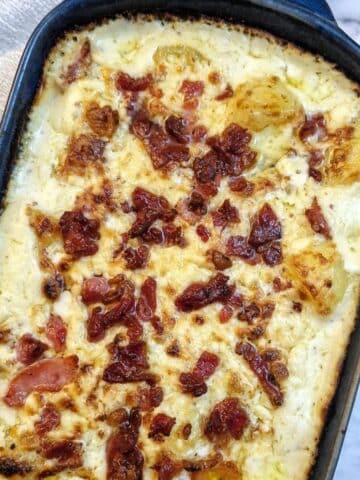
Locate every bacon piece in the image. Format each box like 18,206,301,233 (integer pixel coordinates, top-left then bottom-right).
148,413,176,440
248,203,282,248
81,276,110,304
153,454,182,480
35,404,60,435
207,123,257,176
305,197,331,239
211,250,232,271
85,102,119,138
0,458,32,477
196,224,210,242
308,149,324,182
136,277,157,321
211,199,239,228
299,113,327,143
137,386,163,411
123,245,149,270
116,72,153,92
59,210,100,258
180,80,204,109
182,423,192,439
4,356,78,407
165,115,189,144
16,334,48,366
46,315,67,353
188,191,207,217
62,39,91,84
41,440,83,469
106,408,144,480
219,305,233,323
236,342,284,406
131,110,190,169
309,168,322,183
180,351,219,397
175,273,233,312
226,236,260,265
205,397,249,441
42,274,64,301
215,84,234,101
143,224,185,247
103,341,156,385
82,274,135,306
125,316,144,343
193,151,217,184
258,240,283,266
65,134,106,172
166,340,180,357
229,176,255,196
87,294,135,342
129,187,176,238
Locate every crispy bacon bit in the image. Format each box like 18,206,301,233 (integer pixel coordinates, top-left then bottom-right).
106,408,143,480
126,316,144,343
81,274,135,305
194,315,205,325
236,342,283,406
35,404,60,435
59,210,100,257
292,301,303,312
196,224,210,242
219,305,233,323
62,39,91,84
46,314,67,353
193,151,217,184
87,294,135,342
179,352,219,397
123,245,149,270
309,168,323,182
299,113,327,143
16,334,48,366
150,315,165,335
129,187,176,238
192,125,208,142
207,123,257,176
215,84,234,101
273,277,291,292
136,277,157,321
165,115,189,144
205,397,249,441
175,273,233,312
211,250,232,271
237,301,260,323
258,240,283,266
131,110,190,169
43,274,64,301
229,176,255,196
137,386,164,411
180,80,204,109
0,458,32,477
208,71,221,84
188,191,207,216
29,211,57,238
4,356,78,407
249,203,282,247
64,134,106,172
103,341,156,385
161,223,185,247
226,236,260,265
81,276,110,304
41,440,83,469
309,150,324,167
116,72,153,92
149,413,176,440
182,423,192,439
270,361,289,381
211,200,240,228
305,197,331,239
166,340,180,357
153,455,182,480
85,102,119,138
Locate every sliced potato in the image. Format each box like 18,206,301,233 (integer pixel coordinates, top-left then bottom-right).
285,241,348,315
324,120,360,185
228,76,303,132
153,44,208,71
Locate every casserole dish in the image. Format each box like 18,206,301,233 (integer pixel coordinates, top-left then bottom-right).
0,1,359,479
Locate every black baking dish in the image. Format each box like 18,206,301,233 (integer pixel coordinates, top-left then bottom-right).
0,1,359,479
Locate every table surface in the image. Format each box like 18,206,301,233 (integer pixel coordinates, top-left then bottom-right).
0,0,359,478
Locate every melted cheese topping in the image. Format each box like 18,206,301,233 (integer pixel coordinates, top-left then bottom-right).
0,16,359,480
